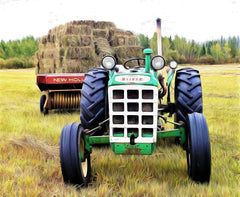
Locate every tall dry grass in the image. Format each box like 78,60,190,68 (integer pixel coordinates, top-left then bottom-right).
0,65,239,196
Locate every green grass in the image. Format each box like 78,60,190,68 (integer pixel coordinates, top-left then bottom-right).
0,65,239,196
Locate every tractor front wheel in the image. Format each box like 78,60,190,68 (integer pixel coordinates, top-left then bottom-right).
60,123,91,186
186,113,211,183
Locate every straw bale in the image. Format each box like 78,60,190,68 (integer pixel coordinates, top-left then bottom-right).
79,59,95,72
66,24,79,35
114,46,143,64
65,59,81,73
64,59,94,73
56,67,64,73
37,61,55,74
79,25,92,35
109,28,136,47
59,48,65,57
65,47,95,60
127,36,140,46
71,20,95,27
95,38,114,56
80,36,92,46
43,49,59,59
93,21,115,29
46,33,56,43
43,66,55,74
40,36,48,44
65,24,92,35
110,35,125,46
62,35,80,47
110,28,134,37
93,29,109,39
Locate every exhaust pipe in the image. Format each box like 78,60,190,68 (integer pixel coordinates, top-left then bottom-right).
156,18,162,56
156,18,167,99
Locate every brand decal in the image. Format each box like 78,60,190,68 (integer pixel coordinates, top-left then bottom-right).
115,75,150,83
52,77,83,83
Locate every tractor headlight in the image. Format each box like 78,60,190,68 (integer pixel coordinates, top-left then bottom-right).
169,60,178,69
102,55,116,70
151,55,165,70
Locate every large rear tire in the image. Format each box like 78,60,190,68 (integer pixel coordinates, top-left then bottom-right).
186,113,211,183
60,123,91,186
175,68,202,123
80,68,109,135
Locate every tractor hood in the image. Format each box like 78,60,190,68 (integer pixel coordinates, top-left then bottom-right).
108,67,158,86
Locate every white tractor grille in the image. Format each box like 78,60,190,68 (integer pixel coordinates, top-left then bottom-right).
108,85,158,143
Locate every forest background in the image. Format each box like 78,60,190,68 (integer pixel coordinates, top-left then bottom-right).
0,34,240,69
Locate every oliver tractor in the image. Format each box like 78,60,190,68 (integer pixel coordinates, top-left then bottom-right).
59,48,211,187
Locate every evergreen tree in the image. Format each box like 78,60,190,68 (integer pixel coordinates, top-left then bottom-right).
229,36,237,58
139,34,150,49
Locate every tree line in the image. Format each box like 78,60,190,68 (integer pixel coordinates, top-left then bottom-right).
0,36,38,69
0,34,239,69
139,34,240,64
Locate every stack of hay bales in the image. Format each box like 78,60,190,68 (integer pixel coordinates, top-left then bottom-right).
35,20,143,74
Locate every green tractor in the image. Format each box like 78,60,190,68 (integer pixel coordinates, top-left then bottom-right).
59,48,211,187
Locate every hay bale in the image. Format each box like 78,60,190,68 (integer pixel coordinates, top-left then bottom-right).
109,28,137,47
93,29,109,39
80,36,92,46
63,58,94,73
95,38,114,56
93,21,115,29
65,47,95,60
62,35,81,47
114,46,143,64
127,36,140,46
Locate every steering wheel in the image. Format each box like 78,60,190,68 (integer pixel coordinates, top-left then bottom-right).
123,58,145,69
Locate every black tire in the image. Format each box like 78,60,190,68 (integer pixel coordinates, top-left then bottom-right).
175,68,202,123
60,123,91,186
43,108,48,115
186,113,211,183
80,68,109,135
40,95,46,113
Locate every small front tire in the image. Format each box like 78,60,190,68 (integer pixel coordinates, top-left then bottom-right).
60,123,91,186
186,113,211,183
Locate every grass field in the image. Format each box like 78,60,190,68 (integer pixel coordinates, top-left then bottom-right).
0,64,239,196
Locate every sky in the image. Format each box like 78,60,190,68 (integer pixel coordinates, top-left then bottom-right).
0,0,239,42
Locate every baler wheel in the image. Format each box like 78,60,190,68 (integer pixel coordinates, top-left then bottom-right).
186,113,211,183
60,123,91,186
40,95,46,113
43,108,48,115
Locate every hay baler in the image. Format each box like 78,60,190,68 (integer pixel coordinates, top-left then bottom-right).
37,73,85,114
59,48,211,187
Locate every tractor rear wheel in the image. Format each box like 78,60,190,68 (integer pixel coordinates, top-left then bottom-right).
60,123,91,186
80,68,109,135
175,68,202,123
174,68,202,144
186,113,211,183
